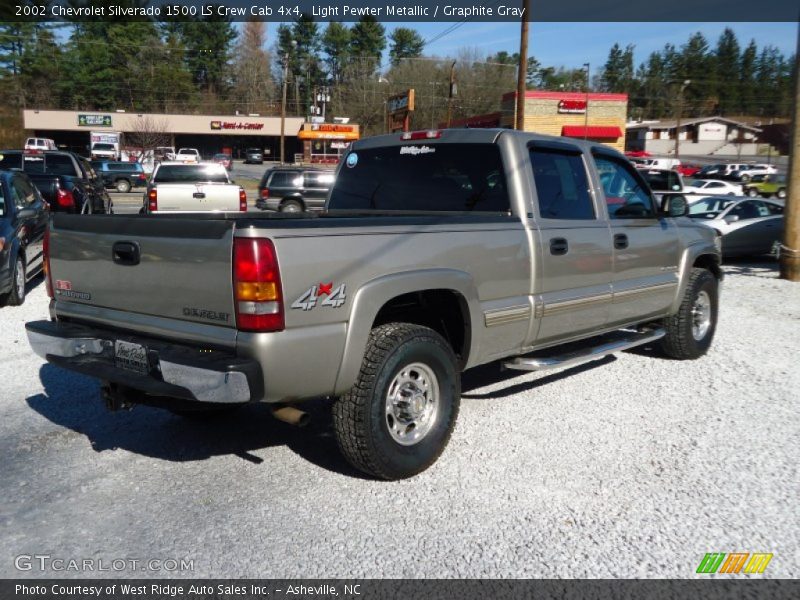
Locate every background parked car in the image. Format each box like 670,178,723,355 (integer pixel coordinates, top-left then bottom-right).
213,153,232,170
734,164,777,183
690,197,784,257
154,146,176,162
257,167,335,212
24,137,56,152
175,148,200,163
90,142,119,161
684,179,741,195
91,160,148,193
0,150,112,214
675,163,701,177
244,148,263,164
0,170,48,306
742,174,787,199
639,168,684,192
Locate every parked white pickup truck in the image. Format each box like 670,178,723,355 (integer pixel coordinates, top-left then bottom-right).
175,148,200,163
143,162,247,214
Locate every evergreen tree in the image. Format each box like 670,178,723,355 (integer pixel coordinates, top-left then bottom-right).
714,28,740,115
322,22,350,84
350,16,386,72
739,40,758,114
389,27,424,67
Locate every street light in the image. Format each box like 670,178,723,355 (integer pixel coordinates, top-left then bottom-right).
280,40,297,165
674,79,691,161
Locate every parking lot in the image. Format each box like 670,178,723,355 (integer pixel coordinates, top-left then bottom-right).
0,257,797,578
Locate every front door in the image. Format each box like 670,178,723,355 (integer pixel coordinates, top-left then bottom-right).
591,151,681,326
528,141,614,345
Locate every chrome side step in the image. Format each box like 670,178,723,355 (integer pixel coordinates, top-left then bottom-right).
503,328,665,372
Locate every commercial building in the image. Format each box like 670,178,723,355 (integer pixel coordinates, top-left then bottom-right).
22,109,323,161
446,91,628,151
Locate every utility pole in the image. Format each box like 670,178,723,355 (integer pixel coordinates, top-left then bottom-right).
279,40,296,165
515,0,530,131
583,62,590,140
674,79,690,161
446,61,457,128
779,20,800,281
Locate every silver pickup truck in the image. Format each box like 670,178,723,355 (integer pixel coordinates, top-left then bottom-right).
26,129,722,479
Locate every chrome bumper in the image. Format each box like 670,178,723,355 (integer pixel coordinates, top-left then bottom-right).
27,324,257,404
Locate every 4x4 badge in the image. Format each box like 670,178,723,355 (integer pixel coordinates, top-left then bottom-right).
291,282,346,311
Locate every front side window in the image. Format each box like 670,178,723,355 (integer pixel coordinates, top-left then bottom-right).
529,147,594,220
13,178,36,206
45,154,78,176
728,200,766,220
328,143,510,213
593,154,657,219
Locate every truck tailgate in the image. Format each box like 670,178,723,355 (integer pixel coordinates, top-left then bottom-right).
49,214,237,329
154,183,241,212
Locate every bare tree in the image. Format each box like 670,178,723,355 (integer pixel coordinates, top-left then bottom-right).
126,116,171,162
232,21,276,115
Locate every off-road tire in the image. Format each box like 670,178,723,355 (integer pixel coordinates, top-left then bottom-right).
333,323,460,480
661,268,718,360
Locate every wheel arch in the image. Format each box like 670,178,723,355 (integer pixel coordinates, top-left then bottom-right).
333,269,481,395
670,243,722,314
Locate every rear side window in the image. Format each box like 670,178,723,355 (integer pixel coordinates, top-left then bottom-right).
529,147,594,220
45,154,77,176
154,165,228,183
268,171,302,188
329,143,510,213
303,171,335,188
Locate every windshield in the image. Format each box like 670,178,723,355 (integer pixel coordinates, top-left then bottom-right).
154,164,228,183
688,197,735,218
329,143,510,213
93,143,115,151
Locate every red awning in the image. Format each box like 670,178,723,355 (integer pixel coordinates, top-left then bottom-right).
562,126,622,138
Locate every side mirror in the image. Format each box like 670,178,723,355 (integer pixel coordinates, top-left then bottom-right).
725,215,740,224
16,207,37,220
661,194,688,218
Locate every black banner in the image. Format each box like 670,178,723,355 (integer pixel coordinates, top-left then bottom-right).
2,579,800,600
2,0,798,23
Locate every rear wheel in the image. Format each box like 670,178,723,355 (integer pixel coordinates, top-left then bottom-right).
280,199,303,213
5,256,26,306
115,179,131,193
333,323,460,480
776,188,786,199
661,268,718,360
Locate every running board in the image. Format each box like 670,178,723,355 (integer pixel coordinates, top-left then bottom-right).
503,328,665,372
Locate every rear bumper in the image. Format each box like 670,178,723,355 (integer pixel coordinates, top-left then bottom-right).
26,320,263,404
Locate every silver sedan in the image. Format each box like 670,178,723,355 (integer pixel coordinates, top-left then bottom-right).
689,196,784,258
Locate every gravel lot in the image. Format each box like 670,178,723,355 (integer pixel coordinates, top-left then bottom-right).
1,260,797,579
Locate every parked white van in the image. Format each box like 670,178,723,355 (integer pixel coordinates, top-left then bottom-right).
24,137,56,152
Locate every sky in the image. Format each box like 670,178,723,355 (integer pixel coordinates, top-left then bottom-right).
264,21,797,75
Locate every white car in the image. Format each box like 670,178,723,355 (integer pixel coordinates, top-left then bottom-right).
735,164,778,182
684,179,741,195
175,148,200,163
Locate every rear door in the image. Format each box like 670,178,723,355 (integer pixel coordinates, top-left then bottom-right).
528,140,613,344
302,171,335,209
591,149,680,325
722,199,783,255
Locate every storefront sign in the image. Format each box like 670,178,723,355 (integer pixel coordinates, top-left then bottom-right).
210,121,264,130
78,114,112,127
388,90,415,115
311,124,355,133
557,100,587,114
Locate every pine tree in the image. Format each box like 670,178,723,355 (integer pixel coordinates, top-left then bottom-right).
350,16,386,73
389,28,424,67
714,28,740,115
739,40,758,114
322,22,350,84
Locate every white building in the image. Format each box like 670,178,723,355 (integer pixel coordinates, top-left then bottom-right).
625,116,762,157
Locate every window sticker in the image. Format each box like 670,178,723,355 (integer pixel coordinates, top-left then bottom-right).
346,153,358,168
399,145,435,155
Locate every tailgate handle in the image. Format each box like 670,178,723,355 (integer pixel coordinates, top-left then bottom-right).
193,192,206,199
112,241,140,266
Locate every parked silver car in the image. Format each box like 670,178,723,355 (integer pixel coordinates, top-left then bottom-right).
689,196,784,257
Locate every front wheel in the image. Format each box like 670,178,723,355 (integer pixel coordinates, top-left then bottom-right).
333,323,460,480
746,188,758,197
661,268,718,360
4,256,26,306
776,188,786,199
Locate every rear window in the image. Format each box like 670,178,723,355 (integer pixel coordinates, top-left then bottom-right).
0,153,23,170
154,164,229,183
329,143,510,213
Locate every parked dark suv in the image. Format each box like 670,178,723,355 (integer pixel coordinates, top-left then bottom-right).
256,167,336,212
91,160,148,193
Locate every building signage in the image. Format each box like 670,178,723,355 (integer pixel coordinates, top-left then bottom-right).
388,90,415,115
78,114,112,127
311,124,354,133
210,121,264,130
557,100,587,114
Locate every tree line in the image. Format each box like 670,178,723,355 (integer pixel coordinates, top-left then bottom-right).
0,13,794,144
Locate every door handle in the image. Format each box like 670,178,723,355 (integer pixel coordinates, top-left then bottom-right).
112,241,140,266
549,237,569,256
192,192,206,199
614,233,629,249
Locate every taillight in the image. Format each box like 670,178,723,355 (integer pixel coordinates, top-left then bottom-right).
43,226,53,298
148,189,157,212
260,188,269,199
239,188,247,212
233,238,283,332
55,187,75,209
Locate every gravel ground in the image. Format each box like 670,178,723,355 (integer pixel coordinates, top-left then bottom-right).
0,260,797,579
